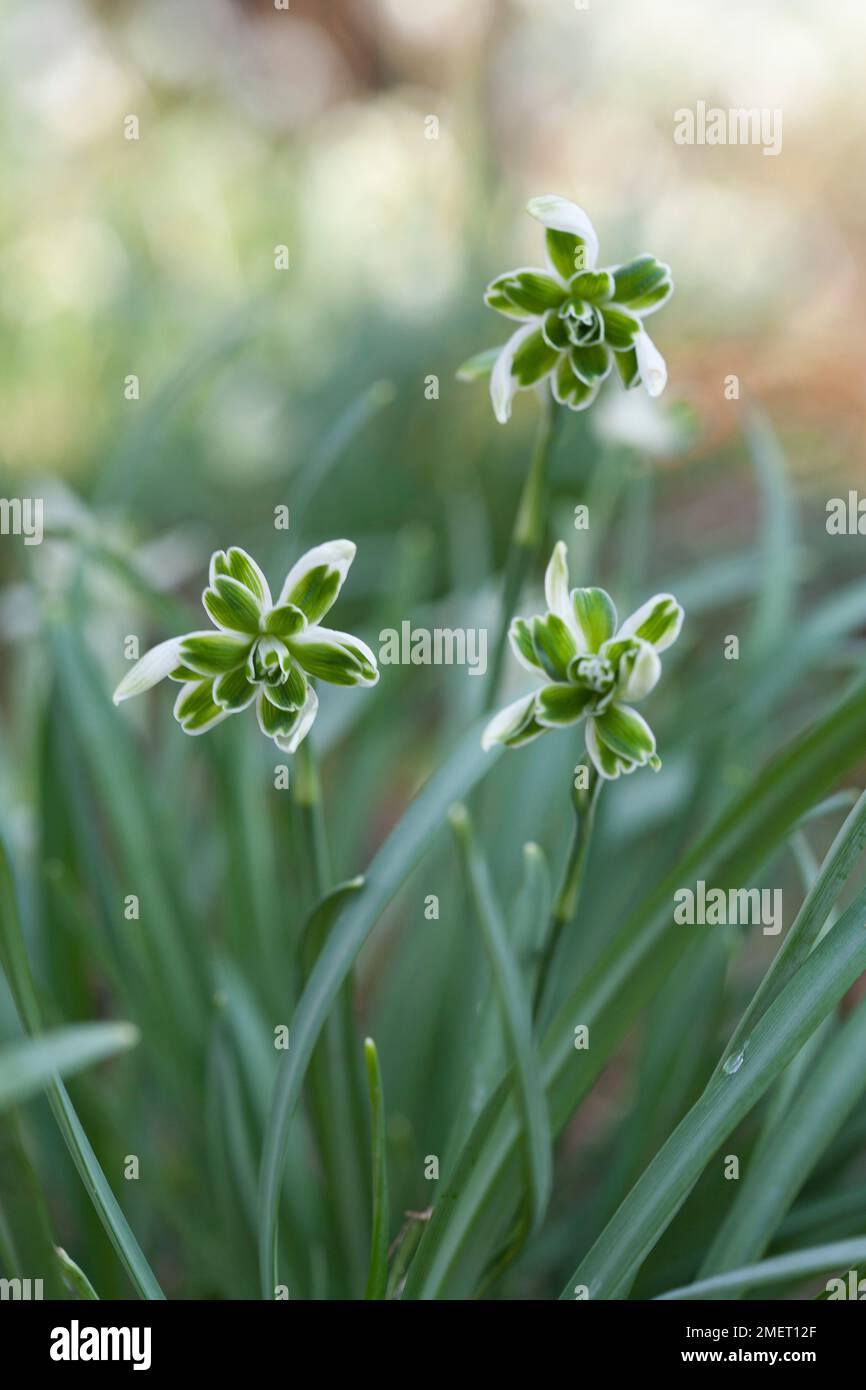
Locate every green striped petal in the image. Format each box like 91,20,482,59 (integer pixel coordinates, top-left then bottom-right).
264,658,307,709
536,683,595,728
531,612,578,682
511,329,559,387
173,679,231,736
552,354,600,411
256,685,319,753
203,575,263,634
264,603,306,638
509,616,544,674
600,305,641,350
568,269,614,303
485,269,566,317
570,343,612,385
613,346,640,389
481,692,545,751
617,593,683,652
288,626,379,687
213,666,258,712
541,310,570,351
611,256,673,316
277,540,356,623
593,703,657,765
571,588,617,653
179,631,252,676
209,547,272,606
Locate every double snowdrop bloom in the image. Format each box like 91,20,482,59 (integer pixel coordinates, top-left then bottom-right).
482,542,683,779
481,195,673,423
113,540,378,753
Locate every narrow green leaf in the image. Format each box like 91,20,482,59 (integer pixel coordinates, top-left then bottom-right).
404,676,866,1299
562,878,866,1299
449,804,552,1234
0,841,165,1300
257,719,499,1295
55,1245,100,1300
700,993,866,1280
0,1024,138,1112
655,1239,866,1301
363,1039,390,1300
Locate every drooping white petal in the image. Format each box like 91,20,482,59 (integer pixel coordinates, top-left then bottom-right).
489,323,538,425
634,329,667,398
585,715,633,780
526,195,599,270
481,692,539,750
112,637,184,705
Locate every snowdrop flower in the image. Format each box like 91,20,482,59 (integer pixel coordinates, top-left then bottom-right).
482,542,683,779
113,540,378,753
460,195,673,424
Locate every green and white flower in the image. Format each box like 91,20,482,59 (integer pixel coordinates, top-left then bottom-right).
459,195,673,424
482,541,683,779
113,540,378,753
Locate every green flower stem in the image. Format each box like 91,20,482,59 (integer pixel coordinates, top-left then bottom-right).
293,733,369,1294
485,392,562,709
532,768,601,1025
294,734,331,895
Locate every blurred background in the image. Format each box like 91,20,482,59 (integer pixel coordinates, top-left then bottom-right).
2,0,866,1300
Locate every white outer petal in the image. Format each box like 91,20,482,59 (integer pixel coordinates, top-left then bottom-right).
290,625,380,685
277,539,356,611
526,195,599,270
113,636,183,705
616,639,661,702
617,593,683,652
544,541,570,623
489,322,538,424
585,717,618,779
481,692,538,750
634,329,667,398
277,685,319,754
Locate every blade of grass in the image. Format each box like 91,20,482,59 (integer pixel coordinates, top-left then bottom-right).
655,1238,866,1300
710,785,866,1086
699,992,866,1280
0,840,165,1300
562,878,866,1299
0,1024,138,1111
258,718,498,1295
363,1038,390,1300
449,804,552,1234
404,675,866,1298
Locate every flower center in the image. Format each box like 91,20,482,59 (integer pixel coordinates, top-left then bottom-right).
575,655,614,693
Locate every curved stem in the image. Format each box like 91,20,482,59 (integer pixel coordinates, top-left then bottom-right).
485,391,562,709
532,767,601,1025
